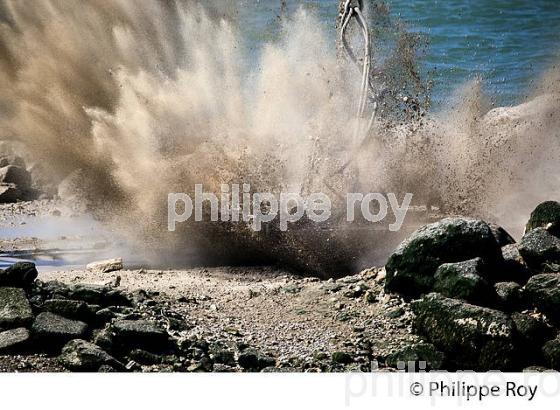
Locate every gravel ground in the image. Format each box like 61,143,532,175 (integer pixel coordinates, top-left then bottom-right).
0,200,418,372
38,266,418,362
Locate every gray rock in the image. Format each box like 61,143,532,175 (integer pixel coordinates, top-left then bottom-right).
542,338,560,371
95,306,134,323
128,349,162,365
43,299,92,322
343,282,369,298
111,320,168,351
0,327,30,353
411,293,515,371
0,287,34,328
34,280,71,300
186,357,213,372
59,339,123,372
518,228,560,269
501,244,531,284
0,262,38,287
331,351,353,365
494,282,523,312
385,342,445,370
238,348,276,370
385,218,502,299
526,201,560,236
86,258,123,274
523,273,560,326
31,312,88,347
385,306,405,319
130,289,150,306
209,345,236,367
66,284,131,307
512,312,555,365
92,327,114,351
433,258,494,305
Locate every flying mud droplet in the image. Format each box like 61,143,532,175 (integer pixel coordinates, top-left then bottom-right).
0,1,558,276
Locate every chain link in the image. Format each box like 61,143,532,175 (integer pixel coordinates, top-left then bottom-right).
336,0,377,175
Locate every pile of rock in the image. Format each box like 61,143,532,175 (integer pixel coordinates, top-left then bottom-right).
0,155,39,203
384,200,560,371
0,262,278,372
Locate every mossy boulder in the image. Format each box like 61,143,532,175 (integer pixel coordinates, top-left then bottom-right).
31,312,88,349
433,258,494,305
526,201,560,236
411,293,515,371
385,218,502,299
523,273,560,326
518,228,560,269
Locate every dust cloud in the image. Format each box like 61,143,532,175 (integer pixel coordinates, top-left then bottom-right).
0,0,558,275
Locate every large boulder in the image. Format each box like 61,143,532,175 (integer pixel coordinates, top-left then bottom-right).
31,312,88,348
59,339,123,372
0,262,38,287
433,258,494,305
411,293,515,370
0,287,34,328
526,201,560,236
0,327,30,353
523,274,560,325
385,218,503,299
518,228,560,269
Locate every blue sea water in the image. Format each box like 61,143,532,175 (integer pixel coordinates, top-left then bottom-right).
238,0,560,108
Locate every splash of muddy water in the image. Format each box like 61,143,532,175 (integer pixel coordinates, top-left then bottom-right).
0,1,558,276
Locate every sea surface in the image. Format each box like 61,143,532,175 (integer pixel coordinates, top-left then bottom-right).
238,0,560,108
